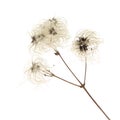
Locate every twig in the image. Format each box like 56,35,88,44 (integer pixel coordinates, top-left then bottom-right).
83,57,87,86
54,50,110,120
52,73,80,87
54,50,83,86
83,86,111,120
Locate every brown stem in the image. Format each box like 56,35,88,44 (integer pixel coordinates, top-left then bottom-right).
54,50,110,120
52,74,80,87
53,72,111,120
55,50,83,86
83,57,87,86
83,86,111,120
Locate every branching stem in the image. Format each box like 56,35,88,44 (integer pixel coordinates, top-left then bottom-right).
54,50,110,120
54,50,83,86
52,73,80,87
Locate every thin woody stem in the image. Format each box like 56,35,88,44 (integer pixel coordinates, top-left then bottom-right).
54,50,83,86
52,74,80,87
83,87,111,120
53,73,111,120
54,50,110,120
83,57,87,85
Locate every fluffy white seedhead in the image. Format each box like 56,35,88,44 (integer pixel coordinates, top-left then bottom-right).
72,30,100,60
26,59,53,84
30,17,69,52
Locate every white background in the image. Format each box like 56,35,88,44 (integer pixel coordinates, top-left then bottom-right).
0,0,120,120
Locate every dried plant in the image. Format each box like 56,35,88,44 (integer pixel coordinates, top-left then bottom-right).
26,59,52,84
72,30,100,59
30,17,69,53
26,17,111,120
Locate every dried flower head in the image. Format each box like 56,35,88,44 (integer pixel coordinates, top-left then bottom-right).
72,30,100,59
30,17,69,52
26,59,53,84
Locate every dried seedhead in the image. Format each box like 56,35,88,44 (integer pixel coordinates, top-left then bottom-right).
30,17,69,53
72,30,100,60
26,59,53,84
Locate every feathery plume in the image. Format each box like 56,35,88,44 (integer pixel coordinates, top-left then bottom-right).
30,17,69,52
72,30,100,60
26,59,53,84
